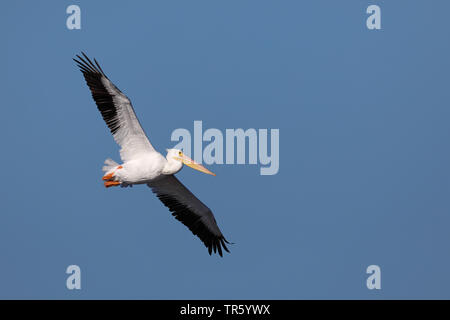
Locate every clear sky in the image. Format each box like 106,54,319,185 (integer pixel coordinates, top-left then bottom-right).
1,1,450,299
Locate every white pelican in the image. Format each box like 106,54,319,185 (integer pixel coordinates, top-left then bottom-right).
74,53,231,256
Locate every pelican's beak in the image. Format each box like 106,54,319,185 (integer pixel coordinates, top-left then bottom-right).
174,153,216,176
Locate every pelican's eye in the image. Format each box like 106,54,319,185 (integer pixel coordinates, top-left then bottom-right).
178,151,182,156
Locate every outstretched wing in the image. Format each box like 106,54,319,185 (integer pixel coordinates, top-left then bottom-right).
74,52,155,161
147,175,231,256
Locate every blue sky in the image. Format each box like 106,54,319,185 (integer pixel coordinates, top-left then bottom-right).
1,1,450,299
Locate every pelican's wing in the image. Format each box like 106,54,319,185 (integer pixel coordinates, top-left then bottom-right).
147,175,231,256
74,52,155,161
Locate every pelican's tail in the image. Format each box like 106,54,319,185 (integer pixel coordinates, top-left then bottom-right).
102,158,119,173
101,158,123,188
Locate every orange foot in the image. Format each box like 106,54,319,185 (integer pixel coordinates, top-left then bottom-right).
102,172,115,181
104,181,121,188
102,166,123,181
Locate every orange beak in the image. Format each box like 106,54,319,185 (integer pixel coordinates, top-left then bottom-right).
174,153,216,176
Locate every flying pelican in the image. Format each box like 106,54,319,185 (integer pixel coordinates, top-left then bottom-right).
73,52,231,256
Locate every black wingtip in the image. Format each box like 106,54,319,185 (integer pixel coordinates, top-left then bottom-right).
73,52,106,77
217,242,223,257
223,237,234,245
206,237,233,257
221,238,230,253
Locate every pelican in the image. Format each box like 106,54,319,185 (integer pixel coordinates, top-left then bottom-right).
73,53,231,256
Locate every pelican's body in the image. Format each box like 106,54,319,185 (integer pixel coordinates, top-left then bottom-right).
74,53,230,256
103,152,174,186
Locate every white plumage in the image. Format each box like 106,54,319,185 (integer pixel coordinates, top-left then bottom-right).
74,53,231,256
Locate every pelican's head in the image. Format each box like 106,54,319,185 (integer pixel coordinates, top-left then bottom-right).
165,149,216,176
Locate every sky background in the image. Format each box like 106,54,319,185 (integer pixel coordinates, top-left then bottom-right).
1,0,450,299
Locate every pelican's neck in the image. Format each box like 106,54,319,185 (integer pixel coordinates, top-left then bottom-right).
162,157,183,175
